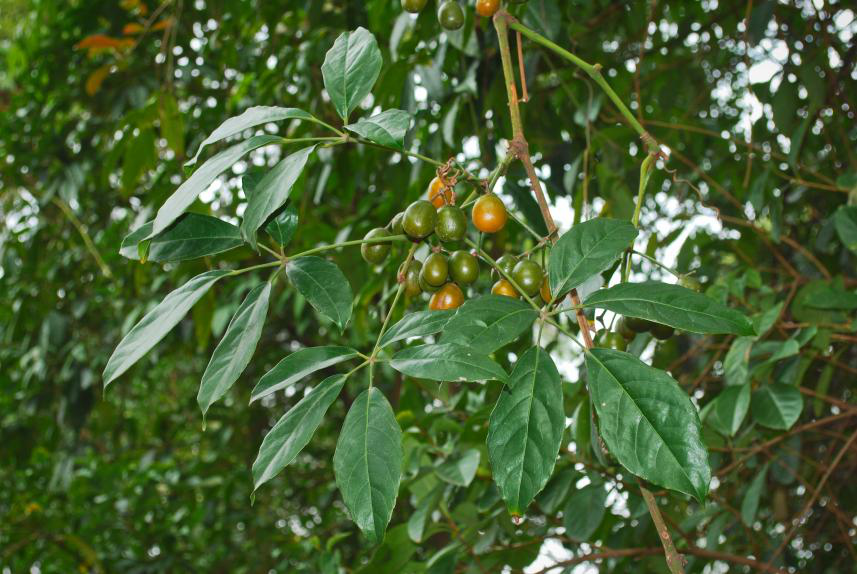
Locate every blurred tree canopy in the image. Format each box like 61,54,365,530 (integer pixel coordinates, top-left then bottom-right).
1,1,856,573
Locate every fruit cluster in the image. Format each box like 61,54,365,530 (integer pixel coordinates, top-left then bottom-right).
596,316,676,351
361,174,550,312
401,0,512,30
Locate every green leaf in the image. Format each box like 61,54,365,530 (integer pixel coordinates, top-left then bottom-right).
563,484,607,541
186,106,313,166
322,27,383,121
440,295,538,354
122,128,157,191
741,463,769,526
706,383,750,437
487,346,564,515
583,282,755,336
286,256,353,332
752,384,803,430
549,218,638,300
391,343,507,383
250,345,358,403
252,373,347,490
436,449,480,487
120,213,244,263
197,282,271,416
333,387,402,545
536,467,577,515
159,91,184,157
241,146,314,251
407,486,442,543
345,109,410,149
103,270,229,387
585,348,710,501
265,204,299,248
150,135,281,237
724,337,754,387
379,310,456,348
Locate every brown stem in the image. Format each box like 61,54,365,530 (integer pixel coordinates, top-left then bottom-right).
640,485,686,574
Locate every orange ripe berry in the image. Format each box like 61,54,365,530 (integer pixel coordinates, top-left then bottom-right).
427,177,454,208
475,0,500,18
491,279,519,298
429,282,465,310
472,194,507,233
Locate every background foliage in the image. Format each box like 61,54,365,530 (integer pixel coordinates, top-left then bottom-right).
2,0,856,572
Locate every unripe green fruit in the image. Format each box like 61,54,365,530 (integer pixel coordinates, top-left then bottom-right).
512,259,543,297
360,228,392,264
437,0,464,30
401,0,427,13
419,274,440,293
650,323,675,340
404,260,422,296
493,254,518,280
617,317,636,341
449,250,479,285
389,212,404,236
597,330,627,351
435,205,467,243
625,316,653,333
421,252,449,287
402,200,437,240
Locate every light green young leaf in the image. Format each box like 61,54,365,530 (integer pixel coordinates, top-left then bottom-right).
186,106,313,166
391,343,507,383
583,282,755,336
322,28,383,121
345,109,410,149
585,348,710,501
487,346,564,515
241,146,314,251
120,213,244,263
334,388,402,545
549,218,638,299
197,282,271,416
724,337,754,387
752,384,803,430
563,484,607,541
150,135,281,237
379,310,456,348
440,295,537,354
252,374,347,490
103,270,230,387
250,345,358,403
286,256,353,332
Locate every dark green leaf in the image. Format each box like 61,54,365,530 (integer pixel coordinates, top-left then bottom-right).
103,270,230,387
379,310,456,348
198,282,271,416
333,388,402,545
833,206,857,253
286,256,353,332
585,348,710,500
706,383,750,437
322,28,383,121
487,346,564,515
741,464,768,526
436,449,480,487
390,343,507,383
150,135,281,237
186,106,313,166
241,146,314,251
752,384,803,430
345,109,410,149
265,204,299,248
441,295,538,354
250,345,358,403
583,282,755,336
407,487,442,544
563,484,607,541
253,374,347,490
120,213,243,263
549,218,638,299
536,467,577,515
